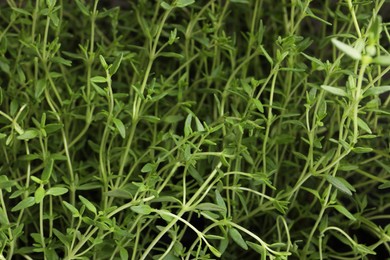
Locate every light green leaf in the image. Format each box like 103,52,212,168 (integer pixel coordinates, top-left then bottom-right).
246,241,265,254
331,38,362,60
373,55,390,66
79,195,97,215
353,147,373,153
91,76,107,83
46,187,68,196
141,163,155,173
113,118,126,138
229,228,248,250
11,197,35,212
321,85,347,97
195,203,224,212
364,86,390,97
17,129,39,140
357,118,372,134
34,186,45,203
131,204,152,215
176,0,195,8
208,245,222,257
251,98,264,113
62,201,79,217
75,0,90,16
119,247,128,260
160,1,172,10
194,116,205,132
230,0,250,3
215,189,227,212
184,113,192,137
99,55,108,70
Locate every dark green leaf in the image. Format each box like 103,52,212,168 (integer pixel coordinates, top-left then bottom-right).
109,52,123,76
42,159,54,182
333,204,356,221
325,175,353,196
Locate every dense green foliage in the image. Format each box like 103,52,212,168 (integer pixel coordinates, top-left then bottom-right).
0,0,390,259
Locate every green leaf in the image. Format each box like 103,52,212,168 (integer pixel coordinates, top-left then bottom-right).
169,28,177,45
325,175,353,196
109,53,123,76
331,38,362,60
195,203,224,212
160,1,173,10
131,205,152,215
208,245,222,257
62,201,79,217
75,0,90,16
79,195,97,215
17,129,39,140
194,116,205,132
46,187,68,196
141,163,155,173
53,228,70,248
229,228,248,250
92,82,106,96
251,98,264,113
321,85,347,97
11,197,35,212
215,189,227,213
113,118,126,138
373,55,390,66
158,209,174,222
230,0,250,3
99,55,108,70
246,241,265,254
91,76,107,83
184,113,192,137
333,204,356,221
34,186,45,203
378,181,390,189
42,159,54,182
176,0,195,8
353,147,373,153
11,7,31,16
364,86,390,97
44,123,63,134
51,56,71,66
119,247,128,260
157,52,184,59
357,118,372,134
163,115,184,123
